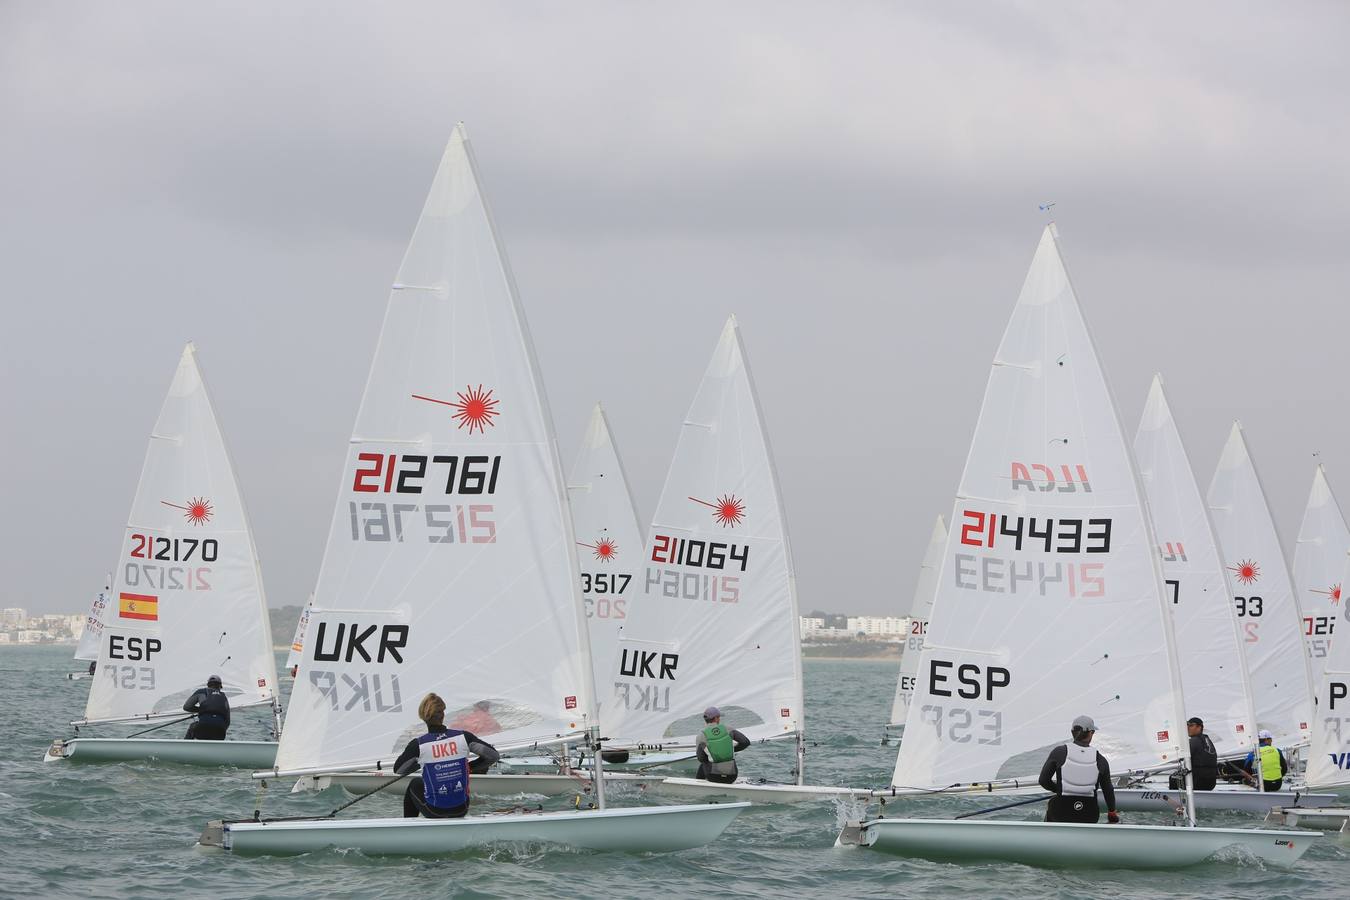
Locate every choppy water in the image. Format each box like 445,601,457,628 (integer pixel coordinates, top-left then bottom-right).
3,647,1346,899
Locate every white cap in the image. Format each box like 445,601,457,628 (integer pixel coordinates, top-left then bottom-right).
1258,729,1274,740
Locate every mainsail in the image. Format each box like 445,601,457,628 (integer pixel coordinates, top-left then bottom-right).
893,226,1187,789
1206,423,1314,747
1293,465,1350,671
568,404,644,707
1305,550,1350,788
284,596,313,673
889,516,946,729
1133,376,1256,757
605,317,803,749
273,126,595,777
73,575,112,662
82,344,278,724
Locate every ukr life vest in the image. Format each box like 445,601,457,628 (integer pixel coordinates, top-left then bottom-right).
1059,742,1099,798
418,730,470,809
703,725,735,763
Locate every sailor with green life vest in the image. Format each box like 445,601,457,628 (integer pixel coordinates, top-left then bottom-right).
1240,729,1288,792
695,706,751,784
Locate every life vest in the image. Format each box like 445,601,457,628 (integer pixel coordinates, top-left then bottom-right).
418,730,470,809
1258,745,1282,782
703,725,735,764
1059,742,1099,798
197,688,229,725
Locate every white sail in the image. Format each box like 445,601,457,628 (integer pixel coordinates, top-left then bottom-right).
73,575,112,662
1293,465,1350,671
889,516,946,727
893,226,1187,789
1133,376,1256,758
604,317,803,749
568,404,644,707
284,596,313,672
1206,423,1314,747
274,126,595,777
82,344,278,723
1305,550,1350,787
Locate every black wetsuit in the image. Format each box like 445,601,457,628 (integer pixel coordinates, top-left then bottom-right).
1038,742,1116,823
1189,732,1219,791
393,730,500,818
695,728,751,784
182,687,230,740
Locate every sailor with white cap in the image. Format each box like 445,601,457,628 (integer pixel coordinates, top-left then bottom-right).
1241,729,1288,792
1036,714,1120,824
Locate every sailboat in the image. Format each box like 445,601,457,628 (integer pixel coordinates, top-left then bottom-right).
602,317,865,804
1124,376,1332,813
202,126,747,854
1293,465,1350,673
884,516,946,744
67,574,111,679
1207,423,1316,752
45,343,282,767
837,226,1319,868
284,596,312,677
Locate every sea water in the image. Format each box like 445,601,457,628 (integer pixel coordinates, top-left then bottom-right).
2,647,1345,899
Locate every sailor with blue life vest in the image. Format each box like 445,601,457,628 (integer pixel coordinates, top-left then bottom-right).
695,706,751,784
393,693,501,818
1240,729,1288,792
182,675,230,740
1037,715,1120,824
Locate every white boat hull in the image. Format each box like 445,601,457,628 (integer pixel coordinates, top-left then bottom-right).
202,802,750,855
1114,786,1337,814
45,737,277,768
294,771,662,797
502,750,697,775
1265,806,1350,831
657,777,874,804
853,818,1320,869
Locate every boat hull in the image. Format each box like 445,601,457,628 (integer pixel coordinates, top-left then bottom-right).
502,750,697,775
294,771,662,797
45,737,277,768
657,777,873,804
1114,786,1337,814
856,818,1319,869
204,802,750,855
1265,806,1350,831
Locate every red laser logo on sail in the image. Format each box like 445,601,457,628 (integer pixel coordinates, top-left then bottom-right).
690,494,746,528
578,537,618,562
1312,584,1342,605
412,385,500,434
1229,559,1260,585
162,497,213,526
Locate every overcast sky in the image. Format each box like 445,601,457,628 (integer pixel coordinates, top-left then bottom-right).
2,1,1347,618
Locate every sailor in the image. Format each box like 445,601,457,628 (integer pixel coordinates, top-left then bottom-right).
182,675,231,740
1037,715,1120,824
1185,717,1220,791
1240,730,1288,792
394,693,501,818
694,706,751,785
449,699,502,736
87,660,96,676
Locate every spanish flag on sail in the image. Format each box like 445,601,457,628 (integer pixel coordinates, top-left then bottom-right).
118,592,159,621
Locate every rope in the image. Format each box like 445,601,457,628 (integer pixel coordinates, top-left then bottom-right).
954,794,1052,819
127,715,194,738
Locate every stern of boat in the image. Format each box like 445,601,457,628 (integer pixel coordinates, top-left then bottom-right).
43,739,70,762
834,819,867,847
198,820,227,849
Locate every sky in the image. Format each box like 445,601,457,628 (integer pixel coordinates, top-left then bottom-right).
2,1,1347,617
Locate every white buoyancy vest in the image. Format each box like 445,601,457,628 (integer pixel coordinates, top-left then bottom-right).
418,731,470,809
1060,742,1100,798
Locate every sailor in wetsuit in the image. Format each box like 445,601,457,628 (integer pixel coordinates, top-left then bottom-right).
694,706,751,784
183,675,230,740
1038,715,1120,824
393,693,501,818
